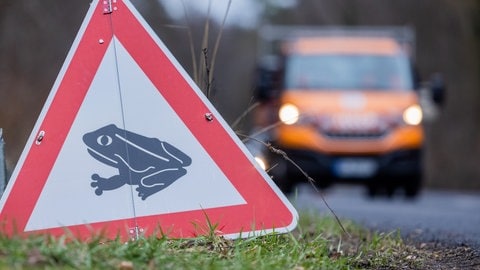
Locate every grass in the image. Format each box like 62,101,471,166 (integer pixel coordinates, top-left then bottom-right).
0,212,428,270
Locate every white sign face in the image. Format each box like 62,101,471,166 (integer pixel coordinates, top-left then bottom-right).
26,39,246,231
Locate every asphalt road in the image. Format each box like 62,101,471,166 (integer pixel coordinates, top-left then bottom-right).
291,184,480,249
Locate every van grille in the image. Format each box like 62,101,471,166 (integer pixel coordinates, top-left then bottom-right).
323,131,387,140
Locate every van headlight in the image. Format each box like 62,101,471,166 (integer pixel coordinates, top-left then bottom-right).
254,156,267,171
279,103,300,125
403,104,423,125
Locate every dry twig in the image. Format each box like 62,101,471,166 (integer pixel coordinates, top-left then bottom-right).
237,133,351,237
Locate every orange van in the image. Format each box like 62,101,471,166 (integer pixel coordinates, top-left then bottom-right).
251,27,442,197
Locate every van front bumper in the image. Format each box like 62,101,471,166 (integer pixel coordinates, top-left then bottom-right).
271,147,422,184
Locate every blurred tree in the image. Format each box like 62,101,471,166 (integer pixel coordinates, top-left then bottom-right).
0,1,89,172
0,0,478,190
261,0,480,190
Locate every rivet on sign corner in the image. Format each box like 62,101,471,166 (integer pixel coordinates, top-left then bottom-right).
205,113,214,122
99,39,104,44
35,131,45,145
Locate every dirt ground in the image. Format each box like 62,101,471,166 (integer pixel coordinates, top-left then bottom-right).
404,241,480,270
330,229,480,269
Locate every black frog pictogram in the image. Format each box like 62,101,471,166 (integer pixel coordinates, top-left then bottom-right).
83,124,192,200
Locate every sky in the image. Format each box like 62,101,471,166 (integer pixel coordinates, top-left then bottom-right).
158,0,297,29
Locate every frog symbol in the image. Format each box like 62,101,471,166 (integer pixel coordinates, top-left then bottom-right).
82,124,192,200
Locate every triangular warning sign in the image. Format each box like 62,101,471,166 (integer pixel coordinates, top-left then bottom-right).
0,0,297,240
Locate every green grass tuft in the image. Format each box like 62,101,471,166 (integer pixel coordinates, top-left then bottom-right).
0,212,429,269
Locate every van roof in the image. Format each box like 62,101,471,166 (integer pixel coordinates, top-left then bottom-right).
284,37,404,55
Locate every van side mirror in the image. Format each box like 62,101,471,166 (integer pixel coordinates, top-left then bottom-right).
254,55,282,101
430,73,446,105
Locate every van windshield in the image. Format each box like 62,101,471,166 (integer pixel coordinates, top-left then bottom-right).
284,54,413,90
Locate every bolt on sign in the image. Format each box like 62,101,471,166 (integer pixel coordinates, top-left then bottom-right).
0,0,298,240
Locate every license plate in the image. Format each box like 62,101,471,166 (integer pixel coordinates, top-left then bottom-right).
333,158,378,178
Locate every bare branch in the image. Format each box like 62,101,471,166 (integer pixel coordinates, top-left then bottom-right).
237,132,351,237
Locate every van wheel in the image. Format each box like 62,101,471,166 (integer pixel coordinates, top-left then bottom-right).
386,185,396,198
366,183,378,198
271,173,295,194
268,157,295,194
366,177,383,198
404,175,422,199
